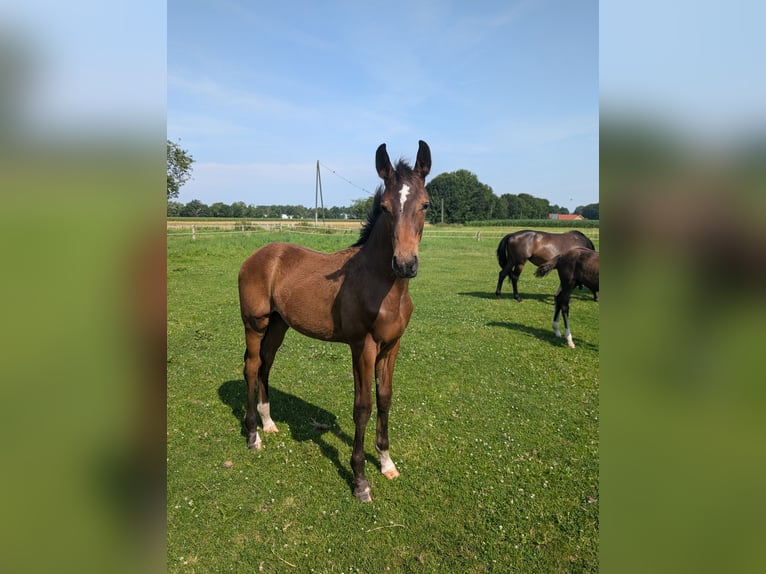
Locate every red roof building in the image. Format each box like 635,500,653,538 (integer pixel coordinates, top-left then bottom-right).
548,213,585,221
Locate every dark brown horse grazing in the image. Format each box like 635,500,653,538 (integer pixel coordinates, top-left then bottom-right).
535,247,599,348
495,230,597,301
238,141,432,502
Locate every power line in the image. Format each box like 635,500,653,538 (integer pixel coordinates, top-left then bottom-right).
318,162,373,195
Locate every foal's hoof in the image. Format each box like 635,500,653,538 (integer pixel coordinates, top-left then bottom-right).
383,467,400,480
263,423,279,434
354,486,373,503
247,433,263,450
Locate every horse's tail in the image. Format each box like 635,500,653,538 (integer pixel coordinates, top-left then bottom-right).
496,234,510,268
535,256,560,278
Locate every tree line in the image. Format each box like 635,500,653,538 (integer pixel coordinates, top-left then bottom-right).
167,140,598,222
167,193,598,222
166,199,370,220
424,169,598,223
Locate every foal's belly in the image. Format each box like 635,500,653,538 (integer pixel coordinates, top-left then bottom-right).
276,292,411,346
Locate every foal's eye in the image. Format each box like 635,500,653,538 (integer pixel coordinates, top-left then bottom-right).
422,202,430,211
380,203,390,213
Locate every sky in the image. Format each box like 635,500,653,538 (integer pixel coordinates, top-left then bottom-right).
600,0,766,141
168,0,599,211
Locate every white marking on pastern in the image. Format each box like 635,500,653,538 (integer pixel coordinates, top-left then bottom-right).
377,447,399,478
257,402,278,432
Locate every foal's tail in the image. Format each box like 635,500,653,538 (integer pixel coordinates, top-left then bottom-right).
496,234,511,268
535,256,560,278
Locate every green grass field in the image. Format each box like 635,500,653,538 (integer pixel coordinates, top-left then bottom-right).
167,228,599,572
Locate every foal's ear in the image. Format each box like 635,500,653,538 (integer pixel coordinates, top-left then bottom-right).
415,140,431,179
376,143,394,180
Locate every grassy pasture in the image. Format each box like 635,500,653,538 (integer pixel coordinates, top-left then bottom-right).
167,228,599,572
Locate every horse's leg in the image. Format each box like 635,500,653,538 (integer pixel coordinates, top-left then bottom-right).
557,289,575,348
256,313,289,435
243,319,267,449
552,285,563,338
349,338,376,502
511,261,525,301
495,266,510,298
553,287,575,349
375,340,400,480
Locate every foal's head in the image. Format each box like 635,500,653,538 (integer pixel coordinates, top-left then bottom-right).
373,140,432,278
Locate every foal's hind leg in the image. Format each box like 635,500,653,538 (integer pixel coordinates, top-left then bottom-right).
554,289,575,348
552,285,563,338
561,296,575,348
243,324,266,449
256,314,289,434
243,313,289,448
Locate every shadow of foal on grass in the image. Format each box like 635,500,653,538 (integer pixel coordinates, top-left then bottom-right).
458,291,551,302
487,321,599,352
218,380,383,493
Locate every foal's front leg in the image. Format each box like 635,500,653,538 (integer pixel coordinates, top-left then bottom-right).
350,339,376,502
375,339,401,480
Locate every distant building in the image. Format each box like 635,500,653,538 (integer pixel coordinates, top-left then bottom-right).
548,213,585,221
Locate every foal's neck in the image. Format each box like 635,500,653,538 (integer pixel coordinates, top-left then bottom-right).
359,220,400,280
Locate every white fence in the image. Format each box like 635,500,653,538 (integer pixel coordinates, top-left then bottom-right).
167,221,599,243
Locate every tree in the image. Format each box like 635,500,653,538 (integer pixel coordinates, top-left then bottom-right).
230,201,247,218
576,203,599,220
349,196,375,220
167,201,184,217
167,139,194,199
517,193,551,219
426,170,495,224
209,202,233,218
180,199,209,217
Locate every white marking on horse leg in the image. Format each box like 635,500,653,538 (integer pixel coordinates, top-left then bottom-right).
398,184,411,212
565,328,575,348
552,320,561,337
249,430,263,450
257,402,278,433
376,447,400,479
567,331,574,349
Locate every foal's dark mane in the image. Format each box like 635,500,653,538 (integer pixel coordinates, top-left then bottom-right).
353,159,415,247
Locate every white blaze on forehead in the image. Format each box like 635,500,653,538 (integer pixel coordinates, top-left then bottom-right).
398,184,411,212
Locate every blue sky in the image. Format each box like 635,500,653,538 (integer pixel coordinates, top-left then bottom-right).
600,0,766,141
168,0,598,210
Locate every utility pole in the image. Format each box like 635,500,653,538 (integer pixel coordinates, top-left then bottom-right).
315,161,325,225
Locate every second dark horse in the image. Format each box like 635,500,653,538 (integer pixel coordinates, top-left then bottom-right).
495,229,597,301
535,247,600,348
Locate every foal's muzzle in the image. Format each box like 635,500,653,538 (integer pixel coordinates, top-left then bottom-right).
393,256,419,278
